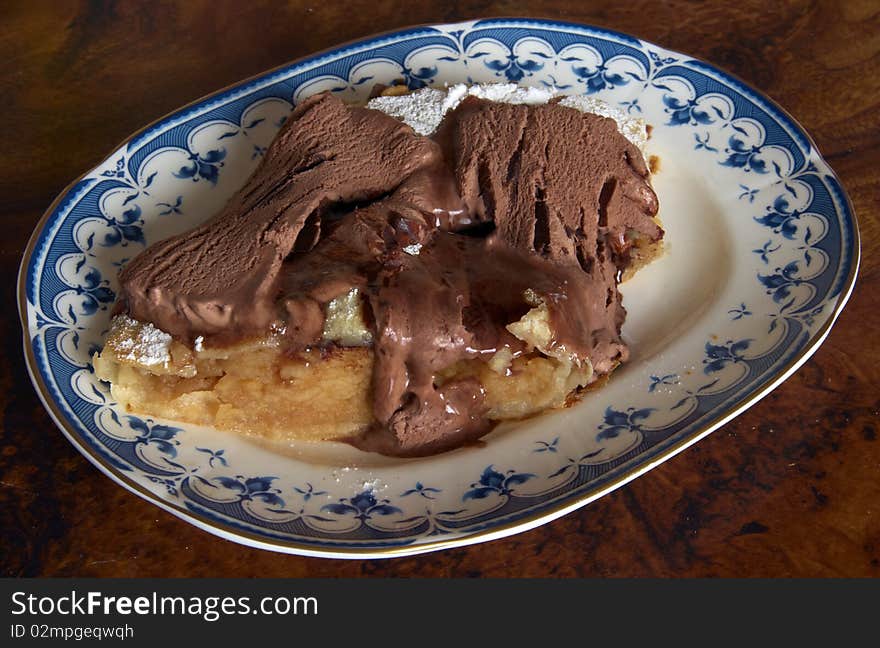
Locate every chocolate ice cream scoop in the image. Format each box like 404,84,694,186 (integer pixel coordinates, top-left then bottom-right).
116,91,661,456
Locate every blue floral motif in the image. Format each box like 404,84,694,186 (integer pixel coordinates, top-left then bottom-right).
758,261,804,304
727,303,752,320
618,98,641,114
400,64,440,89
662,94,716,126
195,447,227,468
293,483,328,501
112,411,184,469
146,476,183,497
401,482,442,499
703,339,752,374
648,374,680,392
753,240,781,264
738,184,759,202
321,490,402,520
94,204,145,247
693,132,718,152
755,192,803,239
533,437,559,453
649,50,678,68
173,148,226,184
597,406,655,441
67,262,115,322
471,49,547,82
568,60,630,93
463,466,535,500
156,196,183,215
100,158,127,179
721,125,771,173
208,475,287,509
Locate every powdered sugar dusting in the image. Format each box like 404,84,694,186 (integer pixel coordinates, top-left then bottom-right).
445,82,558,108
109,315,172,367
367,88,449,137
367,83,649,155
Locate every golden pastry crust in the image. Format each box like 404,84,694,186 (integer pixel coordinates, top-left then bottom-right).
92,319,594,445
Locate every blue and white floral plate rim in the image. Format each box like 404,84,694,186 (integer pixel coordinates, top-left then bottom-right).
18,18,860,558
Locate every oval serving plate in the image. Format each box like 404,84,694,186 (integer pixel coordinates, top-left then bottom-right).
19,19,859,558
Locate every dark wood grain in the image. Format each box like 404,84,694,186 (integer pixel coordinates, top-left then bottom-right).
1,0,877,577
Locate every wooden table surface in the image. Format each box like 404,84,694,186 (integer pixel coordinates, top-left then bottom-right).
2,0,877,577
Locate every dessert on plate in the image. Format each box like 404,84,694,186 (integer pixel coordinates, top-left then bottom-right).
92,83,663,457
